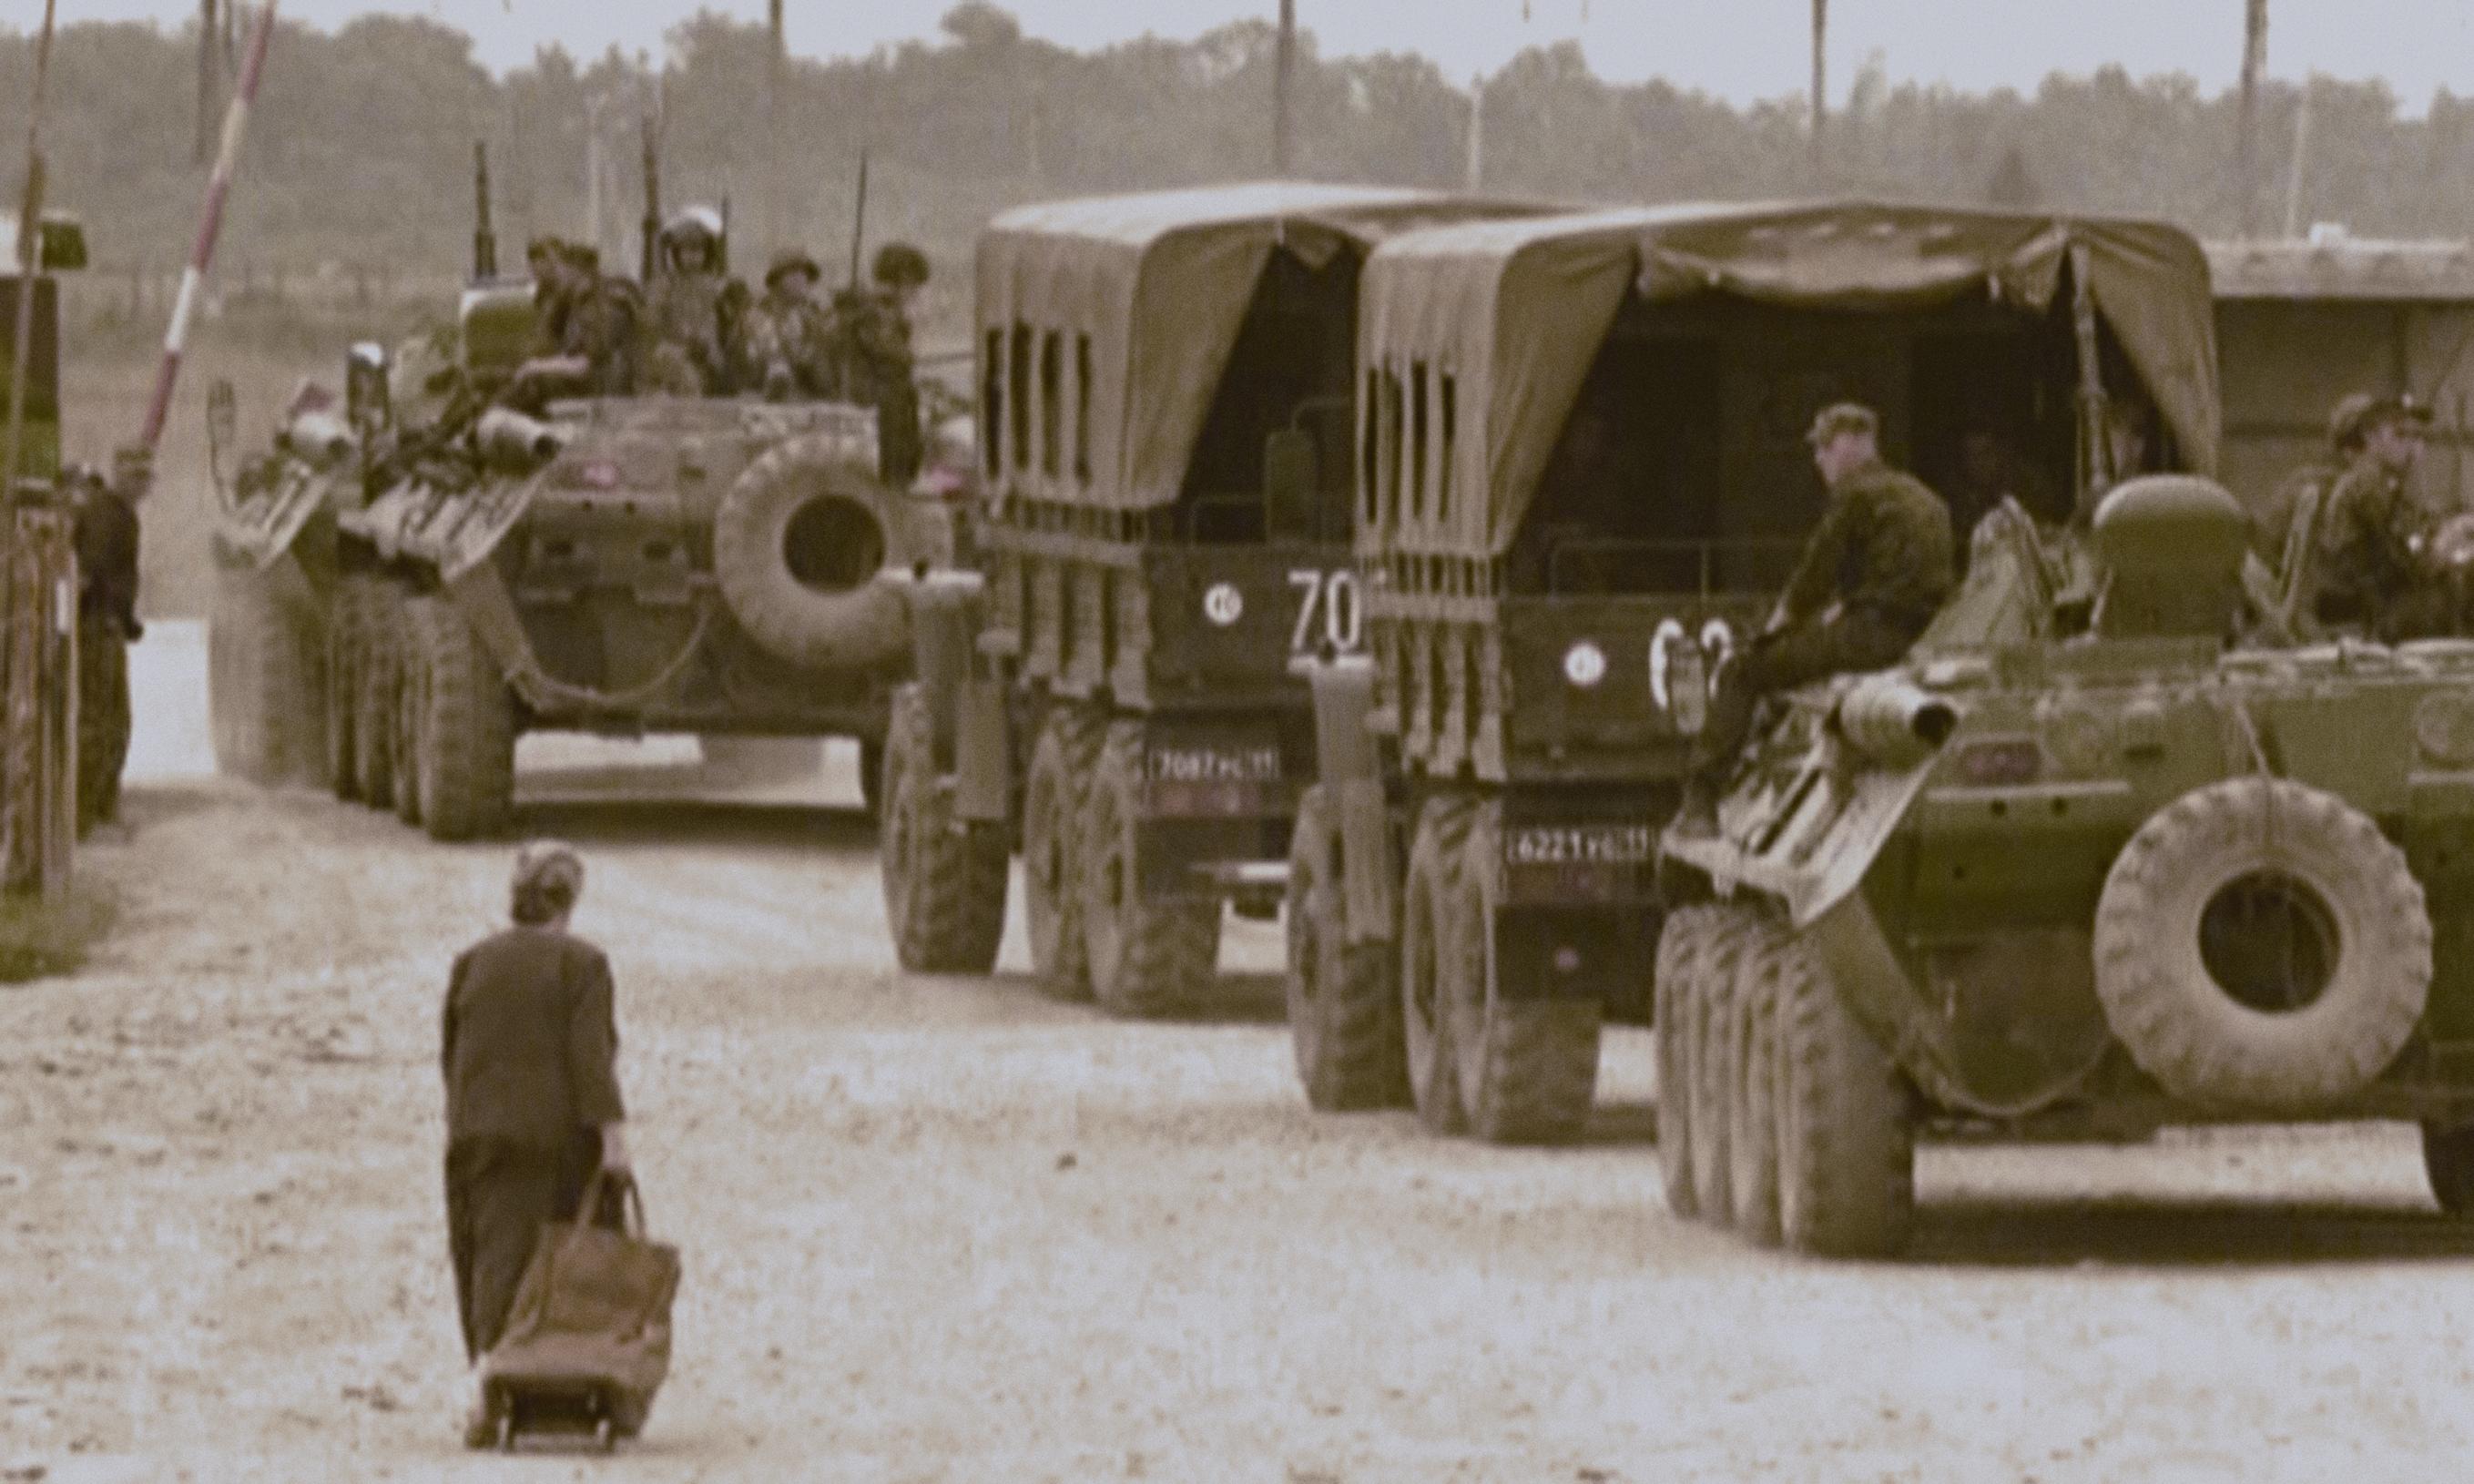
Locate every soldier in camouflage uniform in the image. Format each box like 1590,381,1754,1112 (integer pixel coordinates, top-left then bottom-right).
2312,392,2449,641
741,250,836,401
525,236,575,356
642,207,733,395
525,240,639,396
1678,402,1956,833
73,448,148,835
2256,392,2377,575
838,241,931,483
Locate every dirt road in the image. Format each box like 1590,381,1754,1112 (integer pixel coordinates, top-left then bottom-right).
5,628,2474,1481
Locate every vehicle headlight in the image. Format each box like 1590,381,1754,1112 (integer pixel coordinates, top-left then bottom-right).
1563,640,1607,688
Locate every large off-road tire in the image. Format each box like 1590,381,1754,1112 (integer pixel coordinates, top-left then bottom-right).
352,581,405,808
1689,907,1762,1223
325,579,364,802
209,562,328,786
2422,1121,2474,1217
1400,798,1473,1135
1654,905,1719,1217
711,429,910,671
410,595,517,842
1079,722,1223,1018
1774,932,1916,1258
1446,806,1602,1145
1284,785,1409,1112
1728,920,1789,1246
392,619,428,825
879,684,1008,973
2094,778,2430,1110
1023,706,1105,1001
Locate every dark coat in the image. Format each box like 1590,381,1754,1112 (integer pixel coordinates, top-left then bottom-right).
441,925,626,1149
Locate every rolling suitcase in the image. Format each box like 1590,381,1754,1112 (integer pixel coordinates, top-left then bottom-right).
479,1171,679,1452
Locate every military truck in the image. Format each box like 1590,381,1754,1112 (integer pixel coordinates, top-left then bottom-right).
1285,202,2224,1146
209,162,940,839
0,211,88,483
880,184,1542,1015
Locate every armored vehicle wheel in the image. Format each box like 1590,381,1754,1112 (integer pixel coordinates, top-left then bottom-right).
1284,785,1408,1112
324,580,364,802
1445,807,1601,1145
1773,933,1916,1257
1653,905,1720,1216
411,595,517,841
352,583,405,808
209,563,327,786
1023,707,1105,1001
2094,778,2430,1110
712,430,911,671
1080,723,1222,1018
2421,1122,2474,1216
392,623,427,825
880,684,1008,972
1727,921,1788,1246
1400,799,1473,1134
1689,907,1762,1223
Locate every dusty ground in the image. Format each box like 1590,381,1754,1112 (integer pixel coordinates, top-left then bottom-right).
6,628,2474,1482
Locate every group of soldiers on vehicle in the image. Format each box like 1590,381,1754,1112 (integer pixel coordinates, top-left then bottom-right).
2257,390,2469,643
517,209,931,482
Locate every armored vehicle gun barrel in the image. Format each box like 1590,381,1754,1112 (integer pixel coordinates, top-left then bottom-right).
1831,675,1960,765
472,407,568,471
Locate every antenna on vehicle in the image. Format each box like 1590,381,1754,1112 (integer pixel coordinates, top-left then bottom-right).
473,141,498,281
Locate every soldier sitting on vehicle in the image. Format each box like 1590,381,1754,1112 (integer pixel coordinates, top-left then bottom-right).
527,240,641,397
1675,402,1956,836
2257,391,2377,577
741,250,837,401
2306,391,2452,642
836,242,932,483
643,207,734,396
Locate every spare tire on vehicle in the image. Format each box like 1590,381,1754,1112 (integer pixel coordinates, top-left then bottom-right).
2093,777,2430,1110
711,428,910,673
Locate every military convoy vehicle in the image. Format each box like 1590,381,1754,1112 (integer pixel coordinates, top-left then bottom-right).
0,211,88,485
1284,202,2225,1147
1634,215,2474,1257
209,162,938,839
880,184,1542,1015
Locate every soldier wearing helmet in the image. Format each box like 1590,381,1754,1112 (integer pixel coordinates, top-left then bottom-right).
740,249,836,401
644,207,734,395
2311,391,2450,640
837,241,932,482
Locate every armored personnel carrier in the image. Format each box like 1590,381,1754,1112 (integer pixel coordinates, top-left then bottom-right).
881,184,1542,1015
1654,459,2474,1256
1286,202,2225,1145
209,162,939,839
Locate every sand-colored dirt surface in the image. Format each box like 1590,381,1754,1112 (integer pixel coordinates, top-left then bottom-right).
5,628,2474,1481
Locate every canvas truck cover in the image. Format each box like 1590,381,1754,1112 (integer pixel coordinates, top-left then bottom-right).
976,181,1550,513
2209,236,2474,301
1360,200,2221,559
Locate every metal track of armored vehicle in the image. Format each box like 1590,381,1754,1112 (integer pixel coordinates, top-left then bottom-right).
1287,202,2225,1147
210,192,943,839
881,184,1542,1016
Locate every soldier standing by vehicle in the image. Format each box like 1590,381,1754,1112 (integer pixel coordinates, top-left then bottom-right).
72,448,148,835
742,250,835,401
2314,392,2448,640
840,242,931,483
643,207,732,395
1677,402,1955,834
442,840,631,1447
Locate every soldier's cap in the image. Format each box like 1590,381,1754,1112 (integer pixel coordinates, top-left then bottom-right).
663,206,724,241
872,240,931,288
766,250,823,288
511,839,585,902
1805,402,1880,447
2331,391,2434,450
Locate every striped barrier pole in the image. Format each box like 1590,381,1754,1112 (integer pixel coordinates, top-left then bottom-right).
139,0,279,452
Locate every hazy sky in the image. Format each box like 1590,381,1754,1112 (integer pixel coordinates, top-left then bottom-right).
52,2,2474,108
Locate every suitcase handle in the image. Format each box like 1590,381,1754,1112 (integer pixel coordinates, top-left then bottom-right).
570,1166,648,1245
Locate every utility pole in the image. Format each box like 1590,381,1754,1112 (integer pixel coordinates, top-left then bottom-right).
2237,0,2268,237
1273,0,1297,175
2284,76,2315,241
766,0,785,254
1809,0,1828,181
1464,74,1485,192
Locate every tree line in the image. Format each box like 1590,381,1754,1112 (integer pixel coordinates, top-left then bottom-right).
6,3,2472,302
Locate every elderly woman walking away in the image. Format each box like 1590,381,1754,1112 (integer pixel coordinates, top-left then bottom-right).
441,840,631,1447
